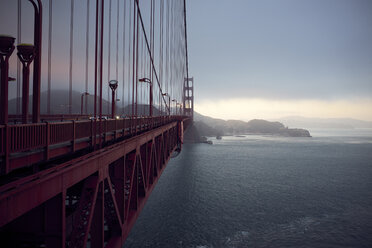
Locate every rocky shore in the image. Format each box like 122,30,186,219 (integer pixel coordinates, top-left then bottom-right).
184,112,312,142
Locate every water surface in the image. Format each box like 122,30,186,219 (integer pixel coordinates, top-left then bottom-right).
124,129,372,248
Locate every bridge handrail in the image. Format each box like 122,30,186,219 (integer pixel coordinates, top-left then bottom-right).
0,116,189,175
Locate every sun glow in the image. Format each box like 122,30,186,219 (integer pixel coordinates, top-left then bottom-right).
195,98,372,121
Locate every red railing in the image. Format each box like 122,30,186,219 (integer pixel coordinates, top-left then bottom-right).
49,122,73,144
9,123,46,152
0,125,5,155
1,116,184,175
8,114,91,123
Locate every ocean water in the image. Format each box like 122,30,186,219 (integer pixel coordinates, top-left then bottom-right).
123,129,372,248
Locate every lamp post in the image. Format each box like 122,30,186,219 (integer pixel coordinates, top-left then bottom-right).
172,99,177,115
81,92,89,115
109,80,118,119
139,77,152,116
162,93,170,116
0,35,16,125
17,44,36,124
176,102,182,116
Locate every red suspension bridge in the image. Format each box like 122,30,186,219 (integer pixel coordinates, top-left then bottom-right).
0,0,193,247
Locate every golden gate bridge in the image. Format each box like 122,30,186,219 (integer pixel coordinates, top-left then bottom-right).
0,0,193,247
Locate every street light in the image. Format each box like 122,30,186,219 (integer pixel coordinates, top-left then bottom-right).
81,92,89,115
172,99,177,115
176,102,182,116
109,80,118,119
139,77,152,116
0,35,15,124
17,44,36,124
162,93,170,116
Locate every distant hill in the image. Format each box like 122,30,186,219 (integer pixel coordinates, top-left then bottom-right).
121,104,166,116
274,116,372,129
8,90,113,115
8,89,166,116
193,112,311,137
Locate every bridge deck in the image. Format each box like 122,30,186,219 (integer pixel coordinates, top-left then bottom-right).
0,117,190,247
0,116,185,176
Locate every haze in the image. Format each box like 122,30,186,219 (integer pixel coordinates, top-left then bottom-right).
187,0,372,121
1,0,371,121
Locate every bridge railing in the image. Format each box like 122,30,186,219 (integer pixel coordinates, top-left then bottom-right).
0,116,187,175
0,125,5,155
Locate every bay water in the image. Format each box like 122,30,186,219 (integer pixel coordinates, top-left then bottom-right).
124,129,372,248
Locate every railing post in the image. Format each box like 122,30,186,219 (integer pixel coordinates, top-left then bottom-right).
0,36,15,125
122,119,125,137
135,117,138,134
103,119,107,143
114,119,117,140
45,121,50,160
72,120,76,152
2,124,10,174
90,119,93,149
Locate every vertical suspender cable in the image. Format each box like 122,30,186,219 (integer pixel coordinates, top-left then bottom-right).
142,33,144,115
183,0,189,114
17,0,22,116
135,1,139,118
122,0,126,112
121,0,126,111
99,0,104,146
94,0,99,147
127,0,132,116
150,0,154,115
165,0,169,100
115,0,119,115
115,0,119,81
107,0,112,114
85,0,90,114
47,0,52,115
160,0,164,115
152,0,155,92
136,0,170,113
69,0,74,114
93,0,103,148
131,1,136,118
170,0,172,103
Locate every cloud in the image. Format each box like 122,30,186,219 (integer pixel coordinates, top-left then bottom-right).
195,97,372,121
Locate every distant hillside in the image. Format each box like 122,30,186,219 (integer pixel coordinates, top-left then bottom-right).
122,104,166,116
8,90,113,115
194,112,311,137
8,89,166,116
275,116,372,129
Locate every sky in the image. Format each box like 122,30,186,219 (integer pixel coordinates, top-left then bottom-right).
187,0,372,121
1,0,371,121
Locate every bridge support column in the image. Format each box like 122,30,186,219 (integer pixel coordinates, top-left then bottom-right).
44,193,64,248
0,35,15,125
0,120,190,247
91,182,104,248
28,0,43,123
183,77,194,118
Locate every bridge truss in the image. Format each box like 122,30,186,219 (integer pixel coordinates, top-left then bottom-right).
0,0,192,247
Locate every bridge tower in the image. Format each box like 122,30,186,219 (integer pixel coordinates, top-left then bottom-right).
183,77,194,118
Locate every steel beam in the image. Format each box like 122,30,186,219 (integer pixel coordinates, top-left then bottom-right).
0,120,185,247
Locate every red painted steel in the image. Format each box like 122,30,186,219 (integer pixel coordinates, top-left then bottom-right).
0,1,192,246
9,114,91,123
0,116,188,175
0,36,15,125
27,0,43,124
17,44,36,124
0,118,191,247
